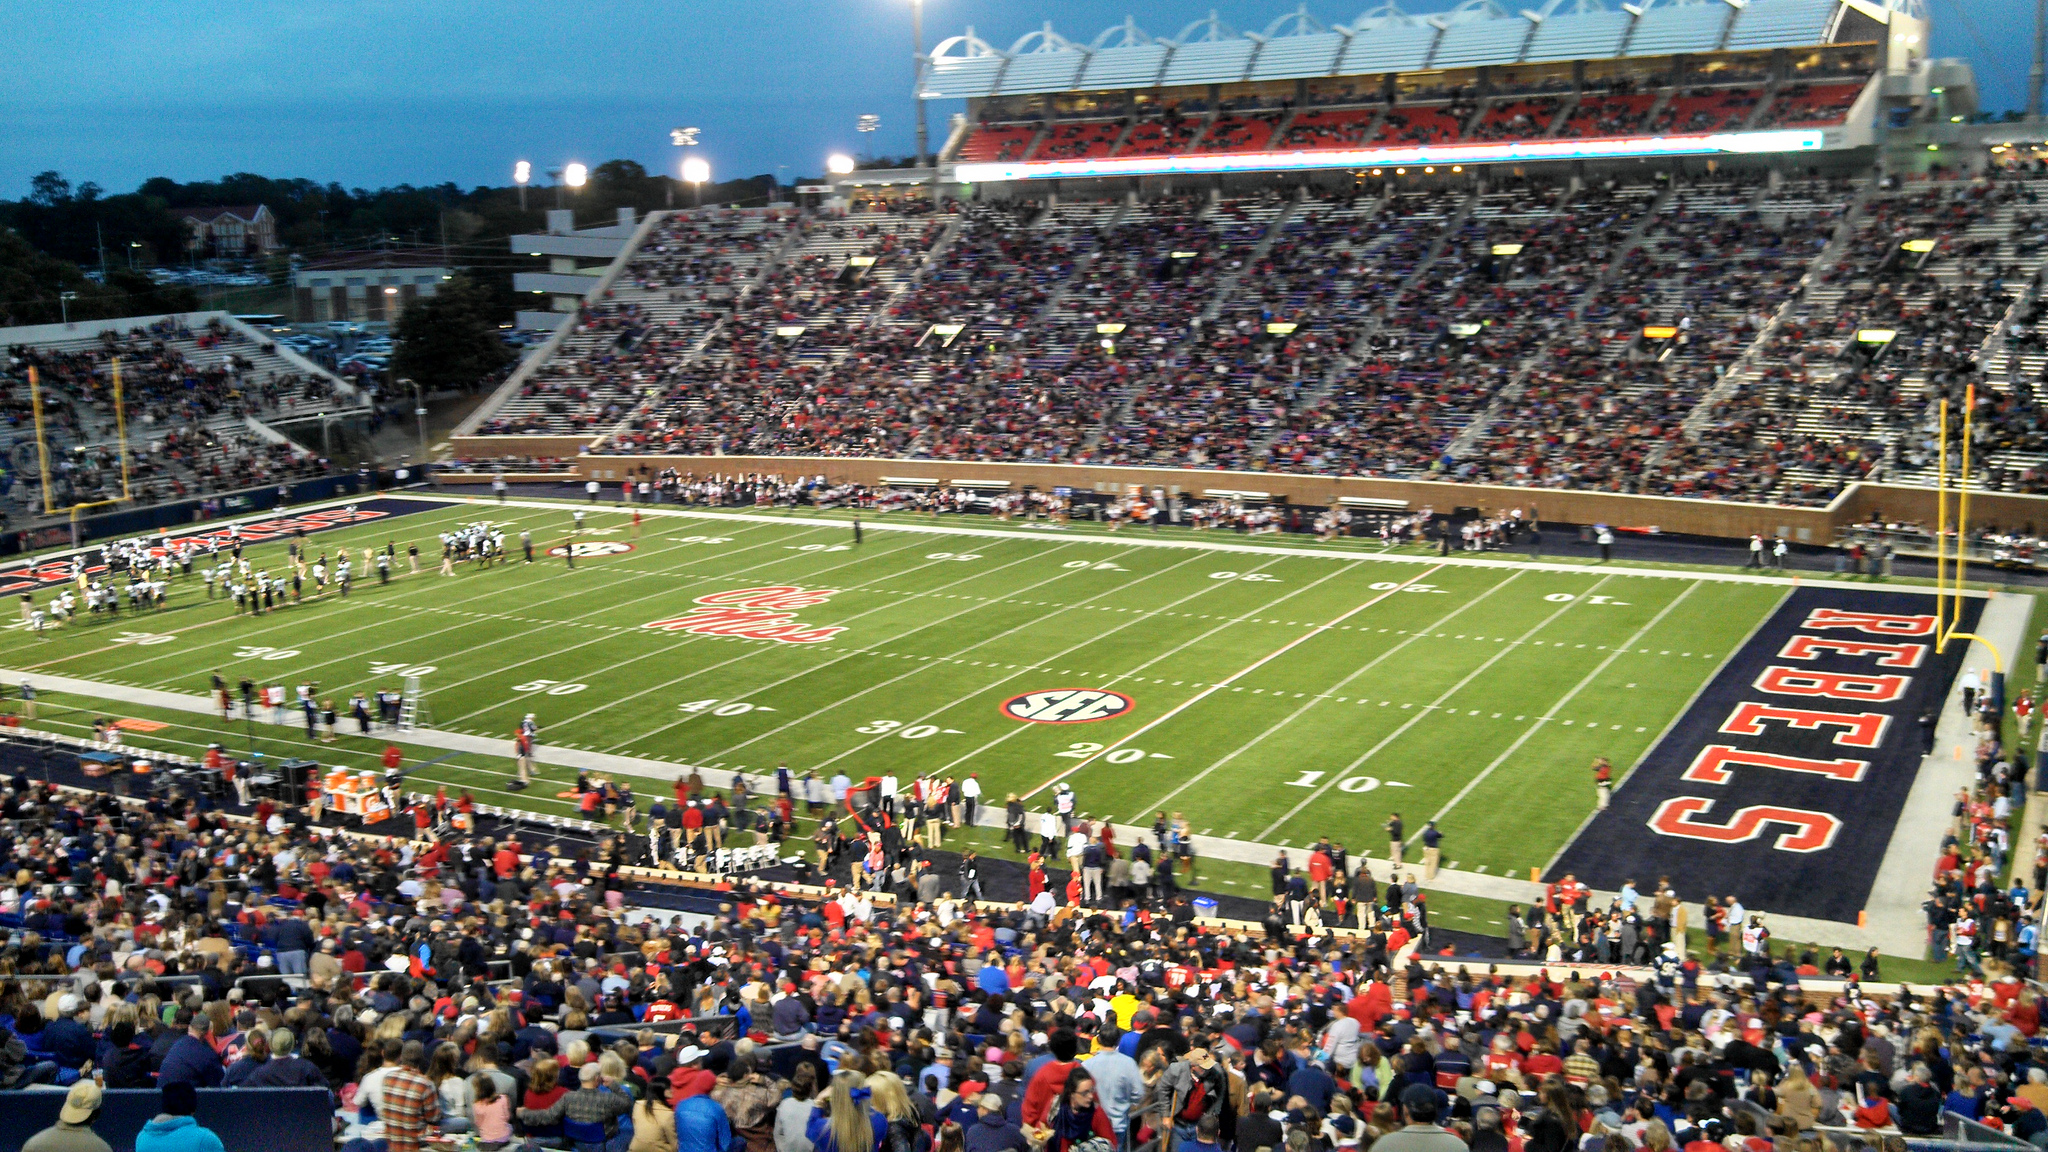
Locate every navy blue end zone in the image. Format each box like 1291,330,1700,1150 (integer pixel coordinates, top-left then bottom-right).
0,496,448,597
1548,586,1981,925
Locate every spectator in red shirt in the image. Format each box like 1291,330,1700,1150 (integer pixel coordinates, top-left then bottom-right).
1023,1029,1082,1127
670,1044,716,1097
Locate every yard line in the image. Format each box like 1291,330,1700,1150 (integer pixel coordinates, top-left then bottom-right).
42,509,768,678
523,540,1078,733
1025,562,1450,802
415,532,931,702
1416,579,1703,836
427,494,1931,593
1138,571,1527,817
21,505,566,671
1540,583,1791,874
1253,574,1616,839
926,558,1371,778
168,520,834,690
702,547,1224,764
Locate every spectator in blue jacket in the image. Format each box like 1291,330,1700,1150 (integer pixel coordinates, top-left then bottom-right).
135,1082,227,1152
675,1083,734,1152
42,994,97,1071
964,1093,1030,1152
155,1012,225,1090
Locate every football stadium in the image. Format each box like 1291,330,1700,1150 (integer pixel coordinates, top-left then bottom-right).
2,0,2048,1145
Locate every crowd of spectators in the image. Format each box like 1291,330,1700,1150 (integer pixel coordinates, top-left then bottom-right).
472,163,2043,509
5,721,2048,1152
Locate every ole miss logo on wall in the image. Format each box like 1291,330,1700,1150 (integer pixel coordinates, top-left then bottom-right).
1550,587,1980,924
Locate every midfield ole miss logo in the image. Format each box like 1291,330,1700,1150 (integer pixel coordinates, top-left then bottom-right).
642,586,847,644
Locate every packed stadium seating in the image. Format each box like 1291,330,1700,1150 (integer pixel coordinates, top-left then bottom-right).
478,210,800,436
473,156,2048,510
1,317,353,512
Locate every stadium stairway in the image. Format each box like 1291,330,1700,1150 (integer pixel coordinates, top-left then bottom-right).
1660,177,1876,458
1246,187,1478,467
1444,180,1677,461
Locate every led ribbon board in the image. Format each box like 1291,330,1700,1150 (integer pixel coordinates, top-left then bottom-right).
954,130,1827,182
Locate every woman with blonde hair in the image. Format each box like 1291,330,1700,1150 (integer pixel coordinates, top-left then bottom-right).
807,1069,887,1152
1777,1062,1820,1131
867,1071,922,1152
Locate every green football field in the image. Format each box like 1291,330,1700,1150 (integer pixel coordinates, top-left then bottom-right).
0,495,1794,879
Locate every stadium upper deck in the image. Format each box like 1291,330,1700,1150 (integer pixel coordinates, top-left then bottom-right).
927,0,1918,183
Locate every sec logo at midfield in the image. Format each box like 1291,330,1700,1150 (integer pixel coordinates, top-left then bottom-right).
1000,688,1134,724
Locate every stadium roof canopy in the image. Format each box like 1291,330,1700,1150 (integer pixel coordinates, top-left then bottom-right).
920,0,1918,101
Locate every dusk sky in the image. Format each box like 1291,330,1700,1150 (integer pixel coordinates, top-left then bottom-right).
0,0,2032,199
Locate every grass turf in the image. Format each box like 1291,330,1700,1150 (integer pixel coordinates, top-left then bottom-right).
1,496,1792,887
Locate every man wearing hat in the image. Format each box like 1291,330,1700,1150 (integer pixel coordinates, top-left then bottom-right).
1371,1084,1465,1152
22,1079,111,1152
135,1081,227,1152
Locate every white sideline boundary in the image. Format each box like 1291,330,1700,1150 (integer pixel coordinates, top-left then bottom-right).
6,489,2028,956
413,493,1992,597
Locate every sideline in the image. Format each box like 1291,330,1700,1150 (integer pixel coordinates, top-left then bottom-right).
2,662,1946,958
416,494,1989,597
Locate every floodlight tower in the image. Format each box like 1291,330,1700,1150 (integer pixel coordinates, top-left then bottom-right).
669,127,701,208
682,156,711,207
910,0,929,169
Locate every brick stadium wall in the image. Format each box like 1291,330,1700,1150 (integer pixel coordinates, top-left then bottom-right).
449,435,600,460
442,448,2048,542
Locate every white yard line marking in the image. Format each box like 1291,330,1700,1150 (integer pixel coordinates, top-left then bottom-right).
1027,562,1450,802
707,548,1232,765
421,494,1988,597
1254,574,1616,839
240,522,850,692
1540,583,1793,874
563,541,1081,740
1418,579,1704,835
442,535,1026,724
1140,571,1528,817
925,556,1367,777
25,504,571,672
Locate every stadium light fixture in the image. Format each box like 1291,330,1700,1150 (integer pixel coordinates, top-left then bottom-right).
514,159,531,210
564,163,588,188
827,153,857,176
682,156,711,185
